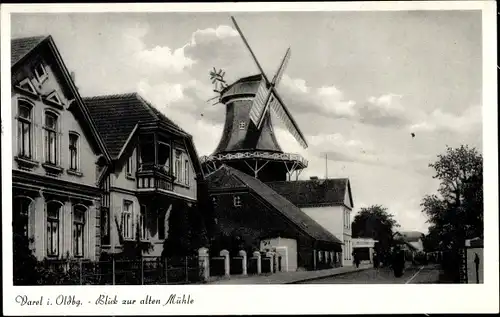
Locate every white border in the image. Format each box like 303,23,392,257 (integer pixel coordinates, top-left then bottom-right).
1,2,498,315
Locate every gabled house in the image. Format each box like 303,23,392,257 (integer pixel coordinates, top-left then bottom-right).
11,35,111,261
266,177,354,266
206,165,343,272
84,93,205,257
394,231,424,253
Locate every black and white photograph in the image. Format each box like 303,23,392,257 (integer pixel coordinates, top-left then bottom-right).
1,2,498,315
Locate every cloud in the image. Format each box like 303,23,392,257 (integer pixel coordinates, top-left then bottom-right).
280,75,357,119
356,93,411,127
135,46,196,73
410,104,482,134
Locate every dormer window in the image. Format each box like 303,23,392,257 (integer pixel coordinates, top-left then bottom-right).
233,195,242,207
34,63,48,84
239,121,246,130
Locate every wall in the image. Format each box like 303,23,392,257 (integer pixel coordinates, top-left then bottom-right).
301,205,352,266
260,237,298,272
12,56,100,187
466,247,483,284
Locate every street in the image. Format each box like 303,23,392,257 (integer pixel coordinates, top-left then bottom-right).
298,264,441,284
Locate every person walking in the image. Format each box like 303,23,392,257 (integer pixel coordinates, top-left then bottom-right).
474,253,480,284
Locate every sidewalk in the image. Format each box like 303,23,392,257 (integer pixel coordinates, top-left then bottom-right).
208,263,373,284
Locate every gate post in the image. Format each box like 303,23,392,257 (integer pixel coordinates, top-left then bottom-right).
266,251,274,273
239,250,247,276
253,251,261,274
220,249,230,277
198,247,210,282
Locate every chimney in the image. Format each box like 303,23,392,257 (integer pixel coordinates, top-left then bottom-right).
70,71,79,91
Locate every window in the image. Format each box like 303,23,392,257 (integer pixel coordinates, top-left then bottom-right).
175,150,182,182
46,202,61,257
239,121,246,130
139,134,155,168
44,112,58,165
17,102,33,159
73,205,86,257
183,159,189,185
233,195,242,207
140,205,147,240
157,141,171,173
122,200,133,240
13,197,31,239
318,251,323,262
69,132,79,170
126,154,134,177
158,209,166,240
100,207,110,245
34,63,48,83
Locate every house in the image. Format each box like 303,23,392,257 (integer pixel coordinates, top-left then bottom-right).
352,237,378,263
84,93,205,257
395,231,424,252
11,35,111,261
206,165,343,272
266,177,354,266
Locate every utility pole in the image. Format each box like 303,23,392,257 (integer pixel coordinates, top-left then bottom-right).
325,153,328,179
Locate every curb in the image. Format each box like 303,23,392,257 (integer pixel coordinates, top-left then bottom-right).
286,267,373,284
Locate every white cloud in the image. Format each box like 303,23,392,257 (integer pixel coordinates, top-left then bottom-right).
410,104,482,134
137,79,186,106
135,46,196,73
189,25,239,46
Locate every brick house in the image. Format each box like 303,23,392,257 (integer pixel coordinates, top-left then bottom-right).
84,93,206,257
266,177,354,266
11,35,111,261
206,165,343,271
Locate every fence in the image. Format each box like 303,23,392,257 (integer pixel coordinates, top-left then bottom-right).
36,256,202,285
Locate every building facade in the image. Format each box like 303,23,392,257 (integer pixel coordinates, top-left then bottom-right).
11,36,111,261
206,166,343,271
84,93,205,257
267,177,354,266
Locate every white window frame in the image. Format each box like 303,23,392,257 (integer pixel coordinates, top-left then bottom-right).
183,156,190,186
68,131,80,171
46,201,62,258
72,204,87,258
122,200,133,240
34,63,48,84
44,110,60,166
174,149,182,182
126,154,134,177
233,195,242,207
17,101,34,159
140,204,147,240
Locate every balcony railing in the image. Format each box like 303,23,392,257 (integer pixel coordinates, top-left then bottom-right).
137,163,174,191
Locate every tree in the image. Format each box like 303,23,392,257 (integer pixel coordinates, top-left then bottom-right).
351,204,400,256
420,145,483,250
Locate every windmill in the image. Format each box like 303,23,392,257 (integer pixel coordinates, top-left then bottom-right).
231,16,308,149
200,16,309,182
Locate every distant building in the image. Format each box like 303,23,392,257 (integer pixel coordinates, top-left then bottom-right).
266,177,354,266
206,165,343,271
395,231,424,252
84,93,204,257
11,35,111,261
352,237,378,263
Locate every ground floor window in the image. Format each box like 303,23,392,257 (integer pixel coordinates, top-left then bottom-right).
46,201,62,257
13,197,31,239
122,200,133,239
140,205,147,240
73,205,86,257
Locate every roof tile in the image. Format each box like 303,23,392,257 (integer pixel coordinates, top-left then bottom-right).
11,35,48,66
207,166,343,247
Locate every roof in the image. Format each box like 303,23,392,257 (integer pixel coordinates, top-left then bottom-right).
207,165,343,247
266,178,353,208
11,35,47,66
83,92,188,158
397,231,424,242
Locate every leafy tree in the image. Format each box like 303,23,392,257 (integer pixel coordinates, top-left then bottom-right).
351,204,400,256
421,145,483,250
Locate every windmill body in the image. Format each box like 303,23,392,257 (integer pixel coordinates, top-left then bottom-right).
201,17,309,182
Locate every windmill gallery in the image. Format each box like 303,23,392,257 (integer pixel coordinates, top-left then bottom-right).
10,16,354,284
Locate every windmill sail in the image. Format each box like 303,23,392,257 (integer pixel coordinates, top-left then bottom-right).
267,89,308,148
272,48,291,86
248,79,270,126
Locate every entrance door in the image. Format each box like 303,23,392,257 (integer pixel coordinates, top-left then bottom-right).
275,246,288,272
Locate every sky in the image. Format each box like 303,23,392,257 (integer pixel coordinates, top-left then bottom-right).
11,10,483,234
